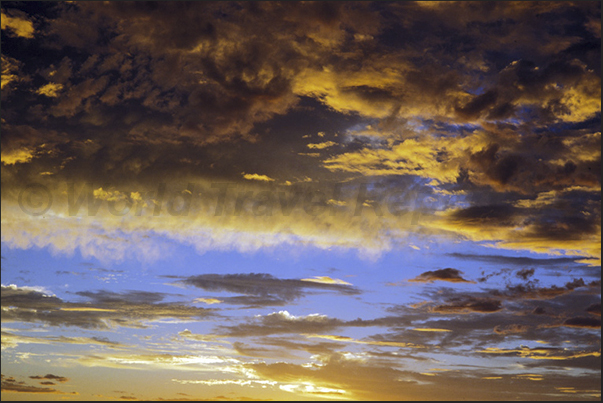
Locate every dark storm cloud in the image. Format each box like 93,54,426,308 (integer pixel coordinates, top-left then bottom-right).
179,273,360,306
409,268,474,284
0,285,214,329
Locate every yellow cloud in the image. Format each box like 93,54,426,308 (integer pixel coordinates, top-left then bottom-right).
36,83,64,98
93,187,129,202
1,54,21,90
411,328,452,333
307,141,336,150
323,131,490,185
477,347,601,360
193,298,222,305
1,148,35,165
242,173,275,182
1,11,34,38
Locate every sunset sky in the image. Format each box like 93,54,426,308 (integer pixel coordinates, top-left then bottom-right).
1,1,601,401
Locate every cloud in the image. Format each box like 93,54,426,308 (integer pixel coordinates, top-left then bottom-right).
478,346,601,360
177,329,226,344
1,10,34,38
1,54,22,91
409,268,475,284
493,324,529,335
562,317,601,329
300,276,352,286
219,311,346,337
431,298,503,314
304,334,424,349
179,273,360,306
411,328,451,333
307,141,336,150
431,200,601,266
586,303,601,316
0,3,600,400
516,268,535,281
242,173,275,182
1,285,214,329
29,374,69,383
447,253,588,267
1,330,122,350
504,278,591,300
36,83,64,98
193,298,223,305
77,351,240,372
242,349,602,400
0,147,35,165
1,374,74,395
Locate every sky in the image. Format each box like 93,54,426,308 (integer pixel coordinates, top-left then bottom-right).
0,1,601,401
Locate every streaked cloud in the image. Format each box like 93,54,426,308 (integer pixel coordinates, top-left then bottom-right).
304,334,424,348
409,268,475,284
300,276,352,286
1,285,214,329
242,173,275,182
178,273,360,307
